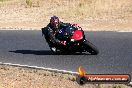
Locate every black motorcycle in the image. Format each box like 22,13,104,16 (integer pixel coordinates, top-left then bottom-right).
42,25,99,55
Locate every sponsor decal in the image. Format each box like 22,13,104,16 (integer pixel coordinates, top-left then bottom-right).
76,66,131,85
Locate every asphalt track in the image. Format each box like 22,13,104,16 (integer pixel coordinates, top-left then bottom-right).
0,30,132,76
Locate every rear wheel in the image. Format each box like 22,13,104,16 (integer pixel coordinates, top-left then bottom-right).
83,40,99,55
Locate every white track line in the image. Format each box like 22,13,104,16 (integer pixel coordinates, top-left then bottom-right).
0,62,79,75
0,28,38,30
0,62,132,86
0,28,132,32
118,31,132,32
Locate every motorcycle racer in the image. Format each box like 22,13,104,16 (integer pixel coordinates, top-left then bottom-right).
41,16,99,55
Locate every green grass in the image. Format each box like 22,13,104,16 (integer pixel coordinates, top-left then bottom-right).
0,0,10,2
26,0,32,7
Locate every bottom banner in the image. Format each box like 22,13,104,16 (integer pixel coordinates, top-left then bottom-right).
76,66,131,85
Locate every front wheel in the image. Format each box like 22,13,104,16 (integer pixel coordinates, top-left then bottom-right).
83,40,99,55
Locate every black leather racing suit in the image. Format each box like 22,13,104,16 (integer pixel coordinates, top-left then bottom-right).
42,22,71,47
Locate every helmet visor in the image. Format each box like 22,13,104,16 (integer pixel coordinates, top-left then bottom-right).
51,19,59,27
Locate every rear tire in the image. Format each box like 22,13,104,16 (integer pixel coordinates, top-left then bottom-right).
83,40,99,55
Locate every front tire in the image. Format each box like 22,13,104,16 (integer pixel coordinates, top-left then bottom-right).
83,40,99,55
